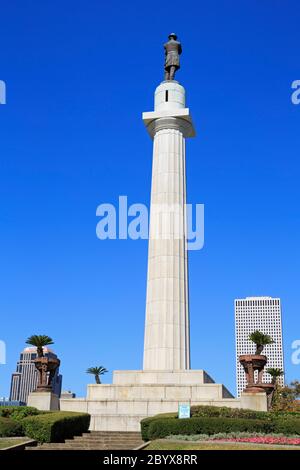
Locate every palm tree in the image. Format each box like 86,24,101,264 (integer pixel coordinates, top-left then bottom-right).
26,335,54,357
86,366,108,384
249,330,274,355
266,368,284,410
266,367,284,385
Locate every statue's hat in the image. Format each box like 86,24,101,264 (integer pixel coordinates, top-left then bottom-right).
168,33,177,40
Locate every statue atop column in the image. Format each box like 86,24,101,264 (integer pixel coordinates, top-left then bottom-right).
164,33,182,81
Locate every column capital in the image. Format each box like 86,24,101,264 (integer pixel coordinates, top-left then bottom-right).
143,108,196,139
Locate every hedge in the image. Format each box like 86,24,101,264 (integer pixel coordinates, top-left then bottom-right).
141,406,300,441
145,417,275,440
190,405,270,420
0,406,40,421
141,413,177,441
0,417,24,437
190,405,300,421
22,412,91,443
274,418,300,435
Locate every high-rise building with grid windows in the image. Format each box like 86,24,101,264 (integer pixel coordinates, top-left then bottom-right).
9,347,62,404
235,296,284,397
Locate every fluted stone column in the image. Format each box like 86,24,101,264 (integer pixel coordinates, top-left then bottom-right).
143,81,195,370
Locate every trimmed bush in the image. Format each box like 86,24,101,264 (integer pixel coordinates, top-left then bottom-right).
141,406,300,441
0,417,24,437
0,406,40,421
146,417,274,440
272,411,300,419
141,413,177,441
273,418,300,435
190,405,270,420
141,417,155,441
22,411,90,443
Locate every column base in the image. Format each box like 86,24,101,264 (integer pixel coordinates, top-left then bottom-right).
60,369,242,431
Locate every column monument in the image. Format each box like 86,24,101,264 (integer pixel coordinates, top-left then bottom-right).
143,33,194,370
60,35,268,430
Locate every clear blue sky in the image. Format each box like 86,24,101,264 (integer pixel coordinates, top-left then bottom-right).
0,1,299,398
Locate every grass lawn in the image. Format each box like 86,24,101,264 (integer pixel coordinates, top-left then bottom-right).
0,438,30,450
146,439,300,451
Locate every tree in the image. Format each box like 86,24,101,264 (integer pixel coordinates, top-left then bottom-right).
266,368,284,410
290,380,300,397
271,380,300,411
266,368,284,385
26,335,54,357
86,366,108,384
249,330,274,355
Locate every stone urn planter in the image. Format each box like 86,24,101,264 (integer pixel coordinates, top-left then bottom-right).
239,354,269,392
34,356,60,392
239,354,275,410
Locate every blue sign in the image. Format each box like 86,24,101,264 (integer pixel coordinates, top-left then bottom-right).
178,403,190,419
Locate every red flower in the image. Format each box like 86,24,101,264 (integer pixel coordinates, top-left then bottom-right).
212,436,300,446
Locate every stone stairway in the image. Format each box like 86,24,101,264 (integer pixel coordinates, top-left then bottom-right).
26,431,144,450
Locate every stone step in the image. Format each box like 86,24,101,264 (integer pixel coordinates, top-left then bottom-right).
91,436,142,438
61,443,140,448
84,383,228,402
66,437,143,442
79,436,142,440
80,433,142,438
26,431,143,451
64,441,143,447
89,434,142,437
84,431,142,436
75,437,140,440
28,444,141,450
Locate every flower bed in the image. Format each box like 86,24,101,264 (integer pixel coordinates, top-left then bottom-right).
218,436,300,446
167,432,300,446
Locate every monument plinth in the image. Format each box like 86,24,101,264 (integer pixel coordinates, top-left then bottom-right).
60,34,267,430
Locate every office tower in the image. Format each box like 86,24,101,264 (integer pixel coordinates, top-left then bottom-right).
235,296,284,396
9,347,62,404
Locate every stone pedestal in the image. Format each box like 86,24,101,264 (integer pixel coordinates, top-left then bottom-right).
240,392,268,412
60,369,239,431
27,391,60,411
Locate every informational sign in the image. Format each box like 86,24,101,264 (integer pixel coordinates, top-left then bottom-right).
178,403,191,419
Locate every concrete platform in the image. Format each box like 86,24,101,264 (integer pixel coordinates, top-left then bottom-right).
60,369,250,431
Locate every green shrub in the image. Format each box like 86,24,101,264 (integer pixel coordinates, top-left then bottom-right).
141,413,177,441
271,411,300,419
147,417,274,440
190,405,270,420
0,406,40,421
167,431,300,441
22,411,90,443
0,417,24,437
141,417,155,441
141,406,300,441
273,418,300,435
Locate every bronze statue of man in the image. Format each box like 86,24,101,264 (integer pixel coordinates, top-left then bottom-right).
164,33,182,81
